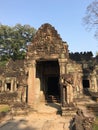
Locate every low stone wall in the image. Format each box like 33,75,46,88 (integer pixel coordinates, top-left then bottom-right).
0,92,18,104
0,112,6,121
11,102,29,116
0,111,10,123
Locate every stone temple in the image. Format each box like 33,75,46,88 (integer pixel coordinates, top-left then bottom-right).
26,23,82,109
0,23,98,115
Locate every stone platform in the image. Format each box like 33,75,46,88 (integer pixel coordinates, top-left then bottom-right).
61,106,77,116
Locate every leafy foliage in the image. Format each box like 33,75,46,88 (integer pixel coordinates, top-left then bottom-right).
0,23,36,60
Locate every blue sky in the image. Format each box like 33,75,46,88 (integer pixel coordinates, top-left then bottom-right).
0,0,97,55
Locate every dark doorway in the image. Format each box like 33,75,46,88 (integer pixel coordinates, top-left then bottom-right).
82,80,90,88
46,76,60,103
6,83,11,90
47,76,60,96
36,60,60,103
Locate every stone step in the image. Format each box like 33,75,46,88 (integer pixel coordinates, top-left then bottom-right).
46,95,60,103
86,104,98,116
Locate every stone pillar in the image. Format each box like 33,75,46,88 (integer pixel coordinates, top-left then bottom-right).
94,76,97,92
59,59,67,75
69,84,73,103
61,85,66,107
79,74,83,95
89,76,92,90
91,75,97,91
66,85,69,104
28,60,36,107
35,78,40,104
14,78,17,91
1,80,4,92
59,59,67,107
76,73,83,97
22,86,27,102
66,83,73,104
5,83,7,91
11,79,14,92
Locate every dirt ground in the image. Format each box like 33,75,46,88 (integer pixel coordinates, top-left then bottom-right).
0,98,96,130
0,103,73,130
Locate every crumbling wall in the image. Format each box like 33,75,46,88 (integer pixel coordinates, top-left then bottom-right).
66,61,83,98
72,109,94,130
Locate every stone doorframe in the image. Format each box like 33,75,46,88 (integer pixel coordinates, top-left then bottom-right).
27,57,68,108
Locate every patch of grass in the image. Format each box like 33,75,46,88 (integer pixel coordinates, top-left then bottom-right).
0,60,7,67
93,125,98,130
93,116,98,130
0,105,10,112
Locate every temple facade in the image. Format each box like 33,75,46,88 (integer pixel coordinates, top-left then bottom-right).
0,23,98,113
25,23,83,109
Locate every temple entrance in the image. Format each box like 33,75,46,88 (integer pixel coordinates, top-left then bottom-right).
46,76,60,103
82,79,90,88
82,79,90,95
47,76,60,96
6,83,11,91
36,60,60,103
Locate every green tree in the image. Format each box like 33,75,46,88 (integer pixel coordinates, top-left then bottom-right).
0,24,36,60
83,0,98,38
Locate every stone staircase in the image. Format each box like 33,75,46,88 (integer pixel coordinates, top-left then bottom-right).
87,104,98,116
46,95,60,103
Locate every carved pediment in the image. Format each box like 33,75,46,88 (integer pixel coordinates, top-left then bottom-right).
27,23,68,58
